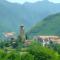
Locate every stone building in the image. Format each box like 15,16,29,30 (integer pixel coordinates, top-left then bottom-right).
19,24,26,43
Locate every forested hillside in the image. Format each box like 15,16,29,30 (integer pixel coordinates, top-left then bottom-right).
28,13,60,36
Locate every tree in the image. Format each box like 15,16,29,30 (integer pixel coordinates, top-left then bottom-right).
21,52,34,60
28,41,59,60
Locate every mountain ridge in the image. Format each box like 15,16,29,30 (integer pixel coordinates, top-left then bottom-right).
0,0,60,36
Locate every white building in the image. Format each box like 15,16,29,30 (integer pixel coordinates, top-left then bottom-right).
33,36,60,46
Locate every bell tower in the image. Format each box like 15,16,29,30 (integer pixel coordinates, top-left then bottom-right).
20,24,26,42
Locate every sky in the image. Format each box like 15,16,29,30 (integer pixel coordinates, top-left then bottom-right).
6,0,60,4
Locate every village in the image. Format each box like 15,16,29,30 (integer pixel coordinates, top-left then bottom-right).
0,24,60,60
0,24,60,49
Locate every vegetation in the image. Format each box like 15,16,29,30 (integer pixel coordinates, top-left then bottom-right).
0,1,60,60
28,13,60,37
48,42,60,54
0,39,60,60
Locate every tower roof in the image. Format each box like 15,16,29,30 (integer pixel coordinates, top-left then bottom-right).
20,24,24,27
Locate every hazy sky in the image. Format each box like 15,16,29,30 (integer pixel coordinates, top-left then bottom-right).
6,0,60,4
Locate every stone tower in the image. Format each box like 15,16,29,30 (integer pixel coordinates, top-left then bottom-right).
20,24,26,42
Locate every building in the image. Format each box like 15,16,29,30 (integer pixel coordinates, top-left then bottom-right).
33,36,60,46
24,40,32,47
3,32,16,40
19,24,26,43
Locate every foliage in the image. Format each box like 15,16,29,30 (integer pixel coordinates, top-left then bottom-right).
0,39,60,60
0,50,21,60
0,46,59,60
21,52,34,60
49,42,60,54
28,42,59,60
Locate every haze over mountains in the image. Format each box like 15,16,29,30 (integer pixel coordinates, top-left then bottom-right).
0,0,60,35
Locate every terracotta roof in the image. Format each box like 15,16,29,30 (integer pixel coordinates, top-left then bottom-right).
3,32,15,37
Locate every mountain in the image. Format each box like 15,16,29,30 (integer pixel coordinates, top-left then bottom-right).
28,13,60,37
0,0,60,36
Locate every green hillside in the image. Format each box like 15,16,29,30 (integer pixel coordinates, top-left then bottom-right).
28,13,60,36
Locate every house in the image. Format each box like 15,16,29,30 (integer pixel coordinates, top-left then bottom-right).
3,32,16,42
3,32,15,38
24,40,32,47
33,36,60,46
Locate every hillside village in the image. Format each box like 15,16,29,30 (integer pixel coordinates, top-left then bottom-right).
0,25,60,60
0,24,60,49
0,0,60,60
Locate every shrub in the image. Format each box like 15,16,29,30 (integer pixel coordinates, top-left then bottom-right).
28,42,59,60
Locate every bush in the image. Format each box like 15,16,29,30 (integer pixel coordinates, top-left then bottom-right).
0,41,59,60
28,42,59,60
21,52,34,60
